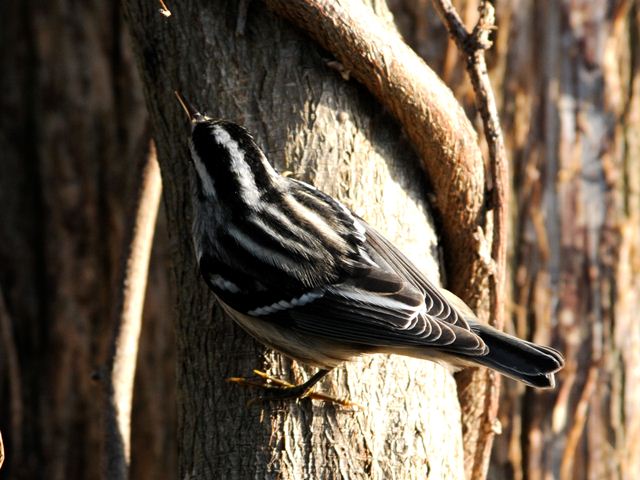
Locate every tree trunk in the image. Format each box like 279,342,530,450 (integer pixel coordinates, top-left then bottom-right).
495,2,640,479
123,0,467,478
390,1,640,478
0,1,176,479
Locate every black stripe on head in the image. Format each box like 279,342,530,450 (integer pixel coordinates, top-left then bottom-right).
191,121,280,211
215,122,278,190
192,122,240,201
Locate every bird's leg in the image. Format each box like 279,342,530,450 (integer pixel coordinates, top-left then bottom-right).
227,368,359,408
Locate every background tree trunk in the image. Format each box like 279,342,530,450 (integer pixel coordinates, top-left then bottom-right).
391,1,640,478
0,1,176,479
122,0,468,478
495,2,640,478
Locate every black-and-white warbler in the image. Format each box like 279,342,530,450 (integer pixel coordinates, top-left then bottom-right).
178,93,564,399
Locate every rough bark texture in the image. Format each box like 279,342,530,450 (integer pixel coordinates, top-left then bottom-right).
0,1,176,479
123,0,467,478
391,1,640,479
495,2,640,479
264,0,487,303
258,4,498,475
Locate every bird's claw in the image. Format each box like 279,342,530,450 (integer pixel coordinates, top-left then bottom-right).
226,370,361,409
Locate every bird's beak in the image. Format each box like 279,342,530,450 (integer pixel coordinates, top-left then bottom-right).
174,91,204,123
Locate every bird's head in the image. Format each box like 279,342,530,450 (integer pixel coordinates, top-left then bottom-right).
175,92,280,206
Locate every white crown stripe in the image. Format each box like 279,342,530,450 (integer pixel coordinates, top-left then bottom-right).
190,141,217,198
212,125,261,207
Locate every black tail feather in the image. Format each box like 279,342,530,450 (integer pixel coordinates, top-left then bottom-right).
465,324,565,388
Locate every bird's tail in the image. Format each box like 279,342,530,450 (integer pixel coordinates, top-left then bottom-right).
437,289,564,388
467,324,564,388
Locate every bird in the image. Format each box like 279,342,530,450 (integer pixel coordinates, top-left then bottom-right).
175,92,564,403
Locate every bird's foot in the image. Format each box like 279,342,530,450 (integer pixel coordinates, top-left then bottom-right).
226,369,360,409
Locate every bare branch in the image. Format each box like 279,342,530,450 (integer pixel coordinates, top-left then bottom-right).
433,0,508,325
104,143,162,480
432,1,510,478
158,0,171,17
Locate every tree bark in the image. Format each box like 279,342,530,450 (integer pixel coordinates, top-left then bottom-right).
494,2,640,479
0,1,176,479
123,0,473,478
391,1,640,478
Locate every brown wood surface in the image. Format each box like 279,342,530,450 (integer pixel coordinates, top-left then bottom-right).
0,1,176,479
2,1,639,479
121,0,470,478
392,1,640,478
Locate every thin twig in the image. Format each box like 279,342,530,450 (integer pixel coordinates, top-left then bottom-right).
0,288,22,468
158,0,171,17
433,0,507,329
104,142,162,480
432,1,509,478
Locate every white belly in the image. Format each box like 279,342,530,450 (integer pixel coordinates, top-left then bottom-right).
218,300,360,369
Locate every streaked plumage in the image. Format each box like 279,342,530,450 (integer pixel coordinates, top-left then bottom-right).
185,106,564,389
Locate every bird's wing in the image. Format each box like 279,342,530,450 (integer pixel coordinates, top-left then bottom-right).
200,176,486,355
284,223,487,354
205,225,486,355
